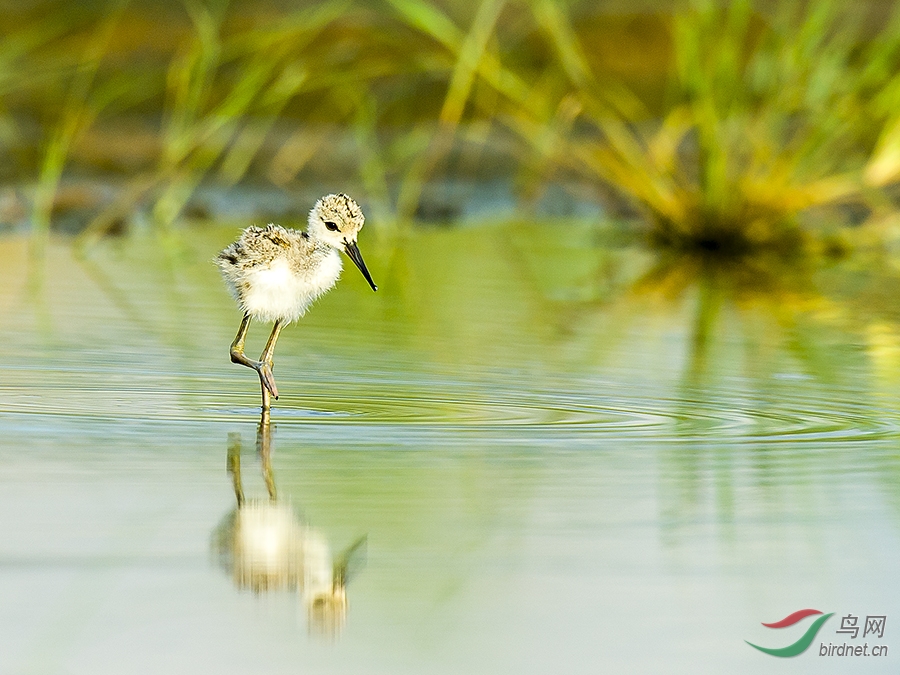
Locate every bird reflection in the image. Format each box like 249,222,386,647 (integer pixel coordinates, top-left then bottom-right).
211,410,367,636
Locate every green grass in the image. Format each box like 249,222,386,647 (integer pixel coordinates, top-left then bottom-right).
7,0,900,257
479,0,900,254
31,2,135,261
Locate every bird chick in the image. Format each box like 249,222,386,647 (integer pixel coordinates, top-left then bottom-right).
216,194,377,409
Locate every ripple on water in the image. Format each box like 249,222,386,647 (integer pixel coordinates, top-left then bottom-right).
2,373,899,444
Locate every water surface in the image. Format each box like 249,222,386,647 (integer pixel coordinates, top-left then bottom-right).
1,223,898,673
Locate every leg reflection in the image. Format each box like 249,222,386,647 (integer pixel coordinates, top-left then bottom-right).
257,410,277,501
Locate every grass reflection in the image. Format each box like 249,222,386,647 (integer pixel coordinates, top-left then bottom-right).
2,222,900,543
493,221,900,538
632,253,900,543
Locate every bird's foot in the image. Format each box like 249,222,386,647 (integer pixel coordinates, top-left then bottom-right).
256,362,279,399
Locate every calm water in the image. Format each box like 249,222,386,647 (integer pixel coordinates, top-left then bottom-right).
1,223,898,674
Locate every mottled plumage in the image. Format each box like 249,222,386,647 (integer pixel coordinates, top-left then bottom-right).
217,194,370,322
217,224,341,323
216,194,377,410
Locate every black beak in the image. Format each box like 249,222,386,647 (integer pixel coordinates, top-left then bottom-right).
343,240,377,291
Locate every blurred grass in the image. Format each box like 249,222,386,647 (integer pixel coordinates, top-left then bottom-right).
4,0,900,256
31,2,137,261
491,0,900,253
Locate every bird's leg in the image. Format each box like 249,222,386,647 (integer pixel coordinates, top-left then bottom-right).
257,320,284,402
230,313,281,408
260,320,284,365
260,379,272,412
229,313,257,369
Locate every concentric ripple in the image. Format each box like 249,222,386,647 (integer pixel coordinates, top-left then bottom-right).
3,367,900,444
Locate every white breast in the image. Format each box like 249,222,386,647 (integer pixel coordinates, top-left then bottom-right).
242,251,343,323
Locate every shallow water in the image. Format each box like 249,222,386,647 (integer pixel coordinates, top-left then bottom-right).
1,223,898,673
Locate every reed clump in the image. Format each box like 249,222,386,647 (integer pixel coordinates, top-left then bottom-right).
463,0,900,254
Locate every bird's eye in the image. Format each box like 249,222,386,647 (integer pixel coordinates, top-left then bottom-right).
324,221,340,232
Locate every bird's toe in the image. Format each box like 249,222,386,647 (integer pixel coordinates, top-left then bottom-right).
258,363,279,399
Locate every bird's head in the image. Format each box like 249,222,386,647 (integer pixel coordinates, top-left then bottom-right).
308,193,377,291
306,584,348,636
306,534,366,637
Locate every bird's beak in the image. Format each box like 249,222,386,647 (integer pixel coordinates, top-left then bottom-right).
343,240,377,291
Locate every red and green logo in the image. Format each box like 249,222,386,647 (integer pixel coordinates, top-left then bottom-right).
746,609,834,657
